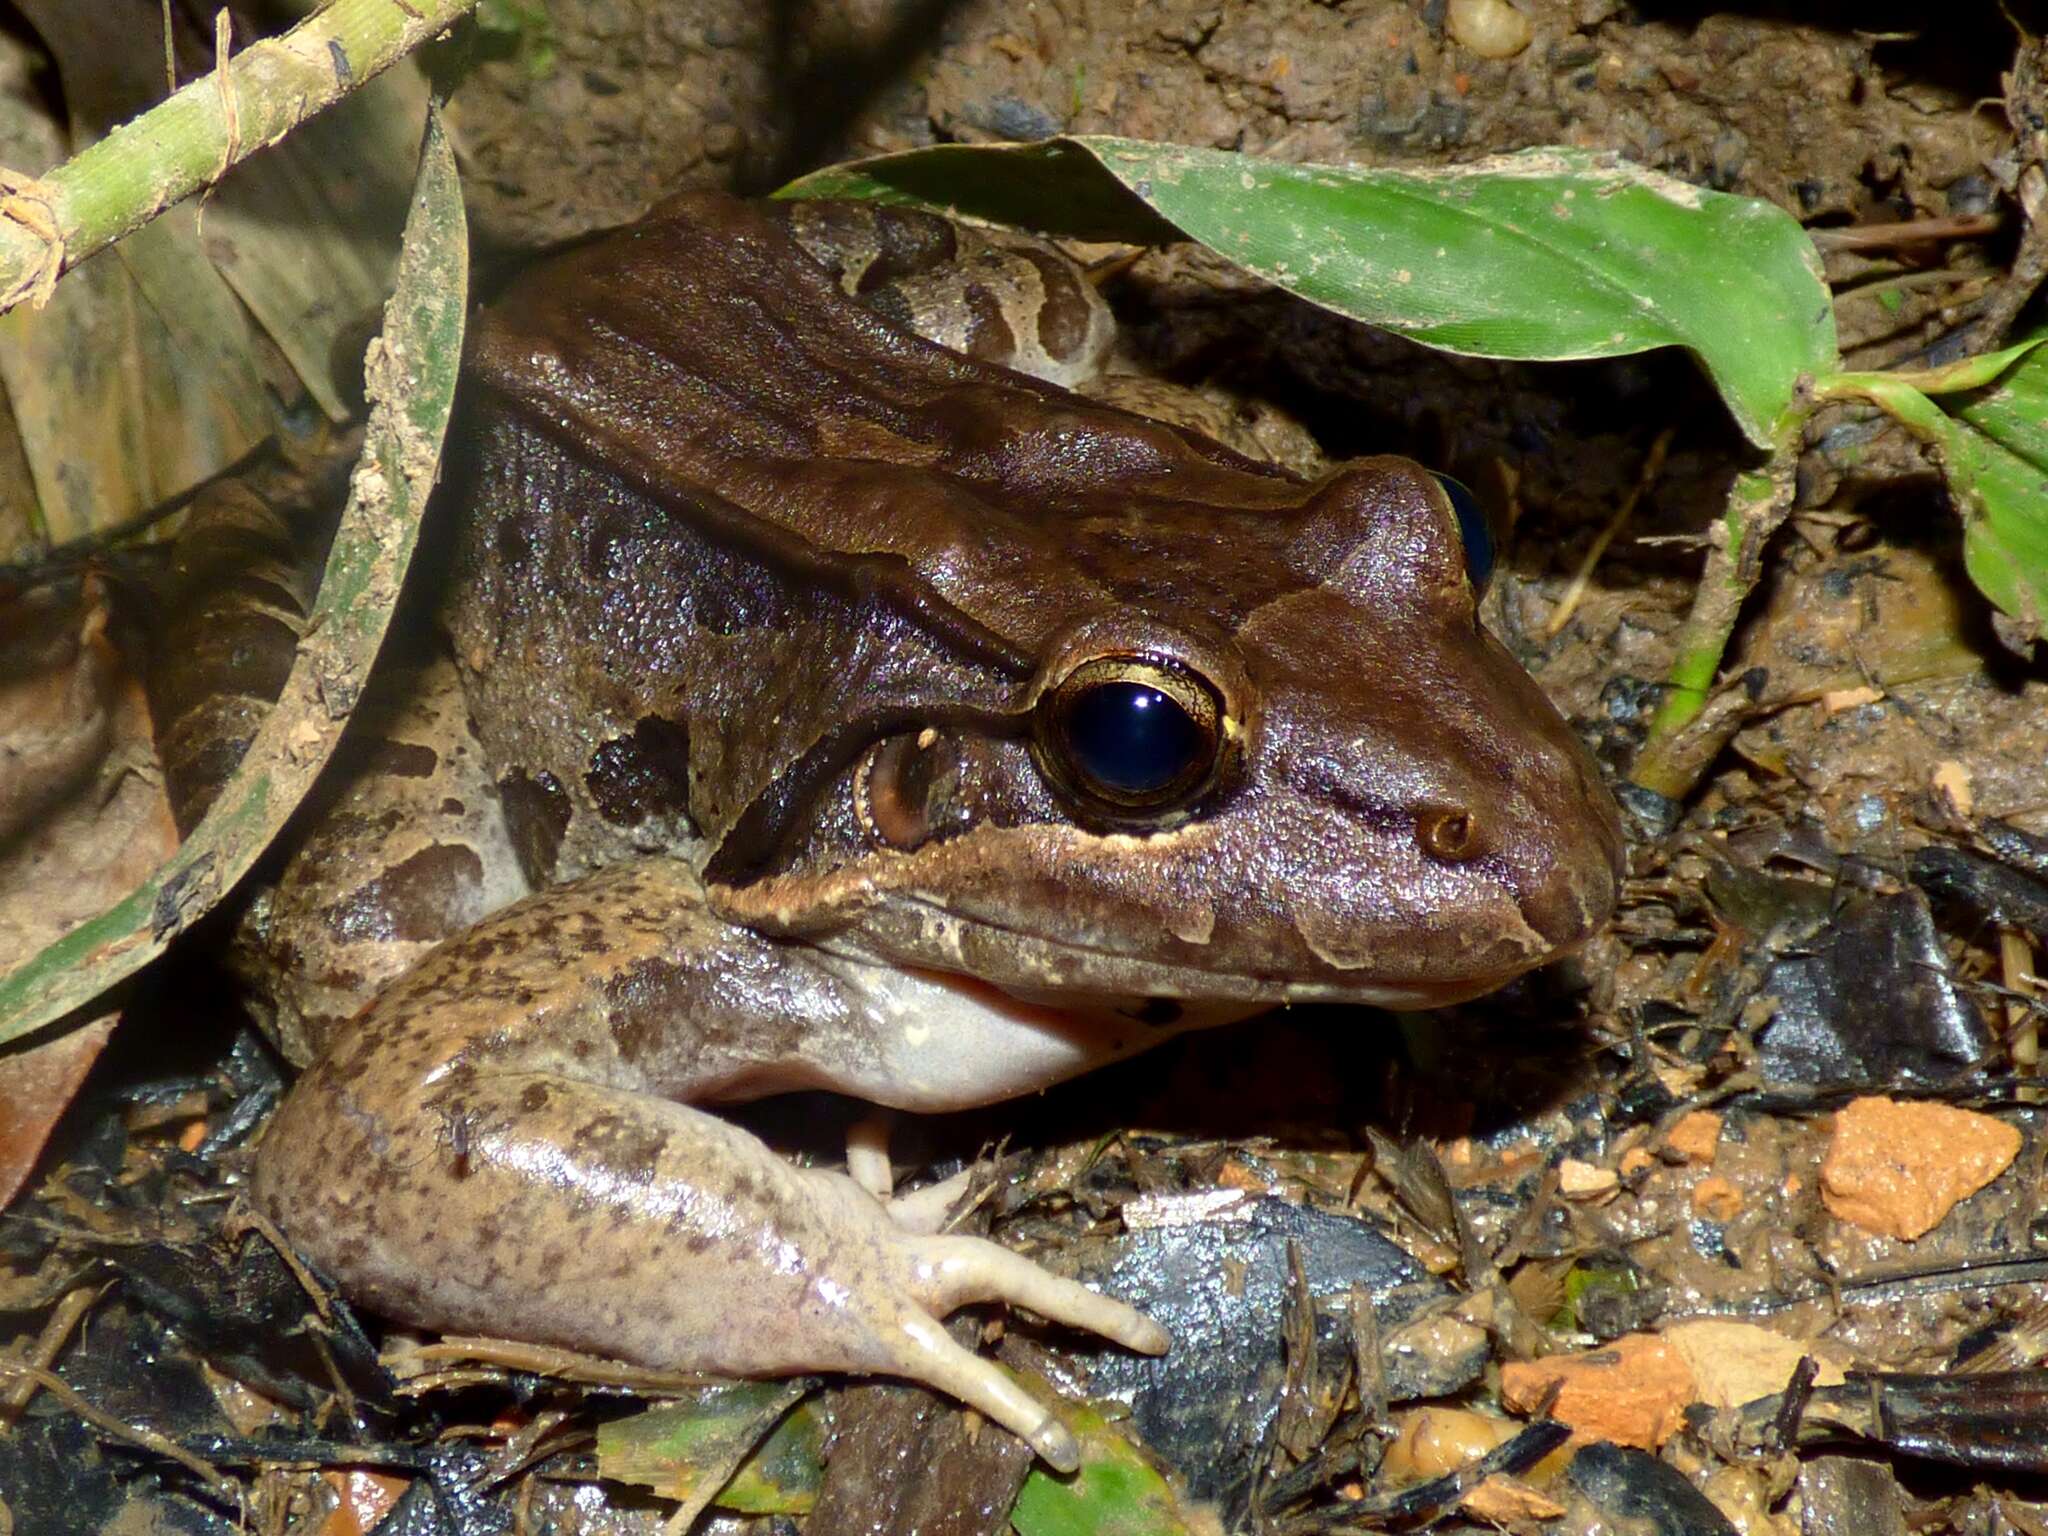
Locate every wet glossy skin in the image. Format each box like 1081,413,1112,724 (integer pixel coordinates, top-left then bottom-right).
251,193,1622,1470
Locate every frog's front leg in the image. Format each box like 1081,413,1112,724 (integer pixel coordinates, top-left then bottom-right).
249,858,1165,1470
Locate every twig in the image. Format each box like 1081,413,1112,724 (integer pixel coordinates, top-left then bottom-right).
1835,266,1998,301
1809,213,2002,252
0,1357,236,1501
0,1285,102,1424
1545,428,1672,637
0,0,477,316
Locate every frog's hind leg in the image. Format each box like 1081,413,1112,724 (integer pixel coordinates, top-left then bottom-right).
265,1059,1156,1469
250,860,1167,1469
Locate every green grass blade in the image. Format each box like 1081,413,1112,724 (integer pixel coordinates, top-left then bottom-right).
0,104,466,1047
780,137,1836,449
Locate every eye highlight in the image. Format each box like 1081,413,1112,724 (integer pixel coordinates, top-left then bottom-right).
1431,472,1495,593
1037,656,1224,819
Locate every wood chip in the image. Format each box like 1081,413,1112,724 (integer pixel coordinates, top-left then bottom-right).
1463,1475,1566,1522
1557,1158,1618,1199
1821,685,1883,713
1930,759,1973,816
1662,1320,1845,1410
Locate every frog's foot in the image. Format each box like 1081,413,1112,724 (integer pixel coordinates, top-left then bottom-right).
846,1112,976,1234
256,1051,1170,1473
886,1165,976,1234
871,1224,1170,1468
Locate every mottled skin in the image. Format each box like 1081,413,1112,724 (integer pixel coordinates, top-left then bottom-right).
250,194,1623,1470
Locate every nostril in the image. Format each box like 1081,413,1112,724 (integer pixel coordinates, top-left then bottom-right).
1417,805,1483,862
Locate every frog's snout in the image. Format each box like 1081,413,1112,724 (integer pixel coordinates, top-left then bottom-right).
1503,763,1626,959
1520,827,1624,958
1407,746,1625,964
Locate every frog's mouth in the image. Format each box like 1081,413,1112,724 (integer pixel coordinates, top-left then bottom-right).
758,940,1526,1117
823,890,1569,1016
710,773,1616,1017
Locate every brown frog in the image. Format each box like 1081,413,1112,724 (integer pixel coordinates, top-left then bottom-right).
244,192,1623,1470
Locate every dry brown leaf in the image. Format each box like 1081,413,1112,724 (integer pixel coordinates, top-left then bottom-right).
0,582,177,968
0,1014,115,1208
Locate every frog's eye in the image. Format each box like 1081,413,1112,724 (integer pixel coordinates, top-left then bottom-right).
1038,656,1223,817
1432,472,1494,593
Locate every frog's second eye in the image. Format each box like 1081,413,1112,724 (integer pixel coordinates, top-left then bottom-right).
1431,472,1494,593
1038,657,1222,817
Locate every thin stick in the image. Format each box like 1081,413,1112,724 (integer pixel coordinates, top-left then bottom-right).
1545,428,1672,637
1629,428,1801,800
1809,213,2002,252
0,1357,235,1500
0,1285,101,1424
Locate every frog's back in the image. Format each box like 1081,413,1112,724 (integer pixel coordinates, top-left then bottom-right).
449,193,1396,882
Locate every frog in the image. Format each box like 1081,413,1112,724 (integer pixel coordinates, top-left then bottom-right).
238,192,1624,1472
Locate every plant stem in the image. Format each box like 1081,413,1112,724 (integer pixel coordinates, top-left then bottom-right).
0,0,475,315
1627,428,1801,802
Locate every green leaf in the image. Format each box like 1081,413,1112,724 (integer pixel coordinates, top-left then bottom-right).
1556,1257,1650,1333
1852,335,2048,397
472,0,558,77
1817,336,2048,640
1011,1402,1197,1536
0,103,466,1047
1953,343,2048,638
595,1382,815,1514
779,137,1837,449
716,1397,827,1514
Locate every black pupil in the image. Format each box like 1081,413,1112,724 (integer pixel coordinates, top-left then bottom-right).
1064,681,1204,798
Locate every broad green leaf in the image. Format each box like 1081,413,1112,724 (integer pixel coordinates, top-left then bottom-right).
779,137,1836,449
0,105,466,1046
716,1397,826,1514
1817,337,2048,638
1953,341,2048,637
595,1382,812,1512
1011,1402,1197,1536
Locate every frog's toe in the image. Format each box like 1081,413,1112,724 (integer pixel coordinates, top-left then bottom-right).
845,1111,896,1201
907,1232,1171,1355
885,1166,975,1233
886,1309,1083,1472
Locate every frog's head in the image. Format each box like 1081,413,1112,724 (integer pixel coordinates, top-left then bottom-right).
460,202,1619,1027
705,449,1623,1016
